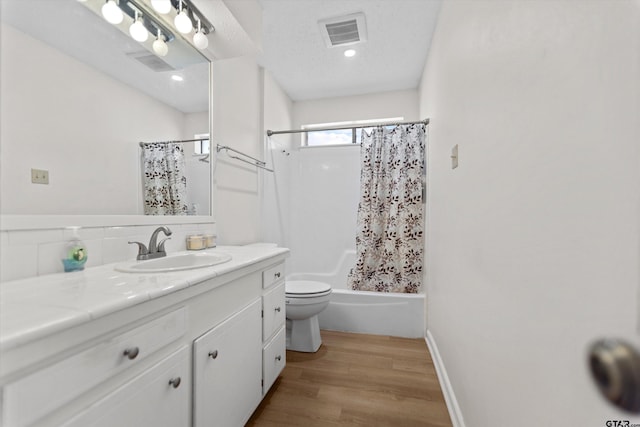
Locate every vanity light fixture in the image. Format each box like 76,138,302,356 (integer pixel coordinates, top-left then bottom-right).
129,11,149,42
94,0,212,55
344,49,356,57
193,19,208,49
174,0,193,34
150,0,172,14
153,28,169,57
101,0,124,24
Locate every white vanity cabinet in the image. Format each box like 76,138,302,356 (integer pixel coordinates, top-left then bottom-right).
261,262,286,394
193,299,262,427
0,249,289,427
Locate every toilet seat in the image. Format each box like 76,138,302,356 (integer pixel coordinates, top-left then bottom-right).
286,280,332,298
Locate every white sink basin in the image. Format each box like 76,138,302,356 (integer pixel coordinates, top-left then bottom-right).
115,252,232,273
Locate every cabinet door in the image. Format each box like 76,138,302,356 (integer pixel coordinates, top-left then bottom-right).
263,281,286,341
62,346,189,427
263,325,286,395
193,299,262,427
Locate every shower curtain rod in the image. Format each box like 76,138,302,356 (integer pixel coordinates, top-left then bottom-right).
266,118,429,136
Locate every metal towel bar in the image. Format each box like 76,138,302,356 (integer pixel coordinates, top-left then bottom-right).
216,145,274,172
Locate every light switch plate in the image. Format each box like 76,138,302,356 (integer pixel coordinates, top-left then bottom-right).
31,168,49,184
451,145,458,169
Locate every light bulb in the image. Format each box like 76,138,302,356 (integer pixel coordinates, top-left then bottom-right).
101,0,123,25
344,49,356,57
193,21,208,49
193,31,208,49
174,0,193,34
153,31,169,57
174,9,193,34
150,0,171,14
129,14,148,42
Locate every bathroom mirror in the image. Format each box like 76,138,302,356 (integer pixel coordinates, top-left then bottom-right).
0,0,211,216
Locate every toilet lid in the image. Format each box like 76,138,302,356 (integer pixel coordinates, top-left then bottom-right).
286,280,332,295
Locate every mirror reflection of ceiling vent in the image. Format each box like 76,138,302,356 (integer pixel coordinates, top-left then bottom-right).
127,51,176,72
319,13,367,48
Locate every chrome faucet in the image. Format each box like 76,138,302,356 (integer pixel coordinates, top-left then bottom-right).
129,226,172,261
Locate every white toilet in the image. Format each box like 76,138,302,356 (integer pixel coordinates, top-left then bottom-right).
285,280,332,352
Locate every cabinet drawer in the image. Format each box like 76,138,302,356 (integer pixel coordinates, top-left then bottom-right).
262,262,284,289
62,346,190,427
263,325,285,395
262,282,285,341
3,307,187,427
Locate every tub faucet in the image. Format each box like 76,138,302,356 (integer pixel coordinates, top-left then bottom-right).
128,226,172,261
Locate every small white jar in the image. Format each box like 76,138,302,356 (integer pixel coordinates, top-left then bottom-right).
204,234,217,248
186,235,205,250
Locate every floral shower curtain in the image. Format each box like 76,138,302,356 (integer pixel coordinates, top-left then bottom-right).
142,143,188,215
347,124,426,293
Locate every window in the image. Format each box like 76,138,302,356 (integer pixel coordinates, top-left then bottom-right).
306,128,354,146
194,133,210,155
300,117,404,147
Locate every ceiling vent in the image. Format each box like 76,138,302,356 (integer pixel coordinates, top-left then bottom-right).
318,13,367,48
127,51,176,72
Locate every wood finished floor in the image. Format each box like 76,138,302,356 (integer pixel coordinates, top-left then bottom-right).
246,330,452,427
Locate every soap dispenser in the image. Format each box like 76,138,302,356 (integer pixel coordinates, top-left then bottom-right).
61,227,88,272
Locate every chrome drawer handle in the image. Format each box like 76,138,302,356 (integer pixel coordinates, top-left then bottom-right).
208,350,219,359
123,347,139,360
274,272,281,279
275,355,282,362
274,307,281,312
168,377,181,389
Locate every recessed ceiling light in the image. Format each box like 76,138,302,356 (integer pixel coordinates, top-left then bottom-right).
171,75,184,82
344,49,356,58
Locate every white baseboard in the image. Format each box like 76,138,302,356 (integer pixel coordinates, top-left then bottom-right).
425,330,466,427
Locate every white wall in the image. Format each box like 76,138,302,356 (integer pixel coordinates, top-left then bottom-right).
211,56,263,245
293,89,419,128
184,112,210,148
419,1,640,425
287,145,361,278
183,112,211,216
0,24,190,215
262,70,294,248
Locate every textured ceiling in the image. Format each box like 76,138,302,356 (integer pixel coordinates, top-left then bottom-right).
258,0,442,101
3,0,442,108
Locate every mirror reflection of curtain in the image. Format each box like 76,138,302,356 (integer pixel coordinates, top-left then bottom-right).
347,124,426,293
142,143,188,215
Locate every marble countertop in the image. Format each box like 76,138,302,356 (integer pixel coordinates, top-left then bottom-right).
0,245,289,351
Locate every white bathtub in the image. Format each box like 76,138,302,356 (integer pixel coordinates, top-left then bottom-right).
288,250,426,338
